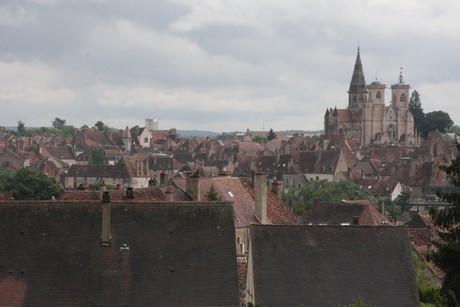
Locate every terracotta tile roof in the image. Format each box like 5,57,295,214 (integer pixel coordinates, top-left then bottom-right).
337,109,352,122
66,164,127,178
249,225,420,306
171,177,298,227
237,142,264,155
41,146,75,160
407,161,435,186
0,201,239,306
302,201,390,226
430,168,450,187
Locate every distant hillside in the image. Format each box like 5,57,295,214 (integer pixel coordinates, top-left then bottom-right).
178,130,324,138
177,130,220,137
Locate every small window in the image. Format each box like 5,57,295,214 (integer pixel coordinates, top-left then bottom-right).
376,91,381,99
144,137,148,143
400,94,405,102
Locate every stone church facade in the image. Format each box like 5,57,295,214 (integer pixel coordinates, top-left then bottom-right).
324,48,418,147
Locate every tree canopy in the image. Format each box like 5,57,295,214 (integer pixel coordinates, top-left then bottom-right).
425,111,453,135
17,120,26,135
89,146,108,165
283,179,376,215
52,117,66,129
409,90,426,135
95,121,106,131
409,91,454,138
429,141,460,304
0,168,63,200
267,128,277,141
204,185,222,201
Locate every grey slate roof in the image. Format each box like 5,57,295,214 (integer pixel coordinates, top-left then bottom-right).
249,225,419,307
0,201,239,306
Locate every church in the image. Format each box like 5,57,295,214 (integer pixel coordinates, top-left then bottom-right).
324,48,418,147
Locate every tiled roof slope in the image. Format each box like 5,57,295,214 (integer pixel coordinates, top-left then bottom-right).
302,201,390,226
250,225,420,306
171,177,298,227
0,201,239,306
66,164,127,178
58,187,166,201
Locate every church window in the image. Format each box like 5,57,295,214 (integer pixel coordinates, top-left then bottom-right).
400,94,405,102
386,125,397,140
353,96,357,103
359,95,364,102
376,91,381,99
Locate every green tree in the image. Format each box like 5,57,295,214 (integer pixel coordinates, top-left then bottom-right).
425,111,454,136
412,252,442,306
17,120,26,135
283,180,376,215
267,128,277,141
25,143,38,152
409,90,426,137
252,135,267,144
384,198,402,221
95,121,106,131
394,189,411,212
204,185,222,201
0,168,63,200
429,141,460,304
52,117,66,129
447,125,460,136
0,168,15,194
89,146,108,165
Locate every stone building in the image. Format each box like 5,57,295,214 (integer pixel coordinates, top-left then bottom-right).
324,48,418,147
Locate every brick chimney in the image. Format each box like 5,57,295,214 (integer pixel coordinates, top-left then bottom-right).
101,191,111,246
186,172,200,201
352,216,359,226
165,187,174,202
271,179,282,199
126,187,134,200
254,171,268,224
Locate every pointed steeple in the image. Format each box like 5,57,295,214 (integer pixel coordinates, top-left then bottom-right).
348,47,368,94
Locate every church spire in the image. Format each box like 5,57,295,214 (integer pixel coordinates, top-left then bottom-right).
348,47,367,94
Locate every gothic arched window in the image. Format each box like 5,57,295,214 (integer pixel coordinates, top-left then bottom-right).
386,125,397,140
376,91,381,99
359,95,364,102
400,94,405,102
353,96,357,103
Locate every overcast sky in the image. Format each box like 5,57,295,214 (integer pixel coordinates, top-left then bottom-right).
1,0,459,133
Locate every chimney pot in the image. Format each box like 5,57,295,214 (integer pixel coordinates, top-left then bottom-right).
352,216,359,226
126,187,134,200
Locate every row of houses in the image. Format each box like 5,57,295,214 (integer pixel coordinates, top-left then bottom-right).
1,122,457,210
